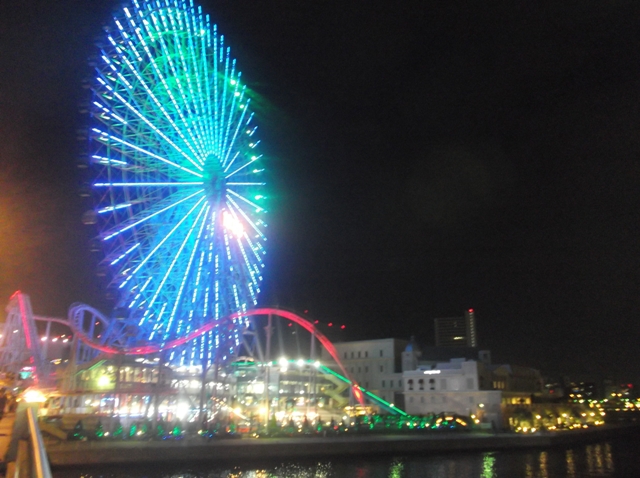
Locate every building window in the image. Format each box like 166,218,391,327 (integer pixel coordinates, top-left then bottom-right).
380,350,383,357
429,378,435,391
399,380,402,388
344,352,347,359
379,365,384,373
365,351,368,358
408,379,414,391
365,381,369,388
382,380,386,388
418,379,424,391
358,351,361,358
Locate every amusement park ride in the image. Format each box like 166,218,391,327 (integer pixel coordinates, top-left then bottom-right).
0,0,404,426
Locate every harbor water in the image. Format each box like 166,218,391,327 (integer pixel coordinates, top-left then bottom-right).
53,433,640,478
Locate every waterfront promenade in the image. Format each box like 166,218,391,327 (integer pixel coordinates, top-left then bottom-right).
0,414,635,469
43,423,638,468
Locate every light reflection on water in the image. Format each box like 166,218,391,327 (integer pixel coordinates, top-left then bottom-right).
55,436,637,478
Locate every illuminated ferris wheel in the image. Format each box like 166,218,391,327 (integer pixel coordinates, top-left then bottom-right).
86,0,267,366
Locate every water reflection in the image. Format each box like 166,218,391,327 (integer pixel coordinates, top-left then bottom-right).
566,449,576,477
56,436,639,478
481,452,495,478
388,459,403,478
585,442,614,476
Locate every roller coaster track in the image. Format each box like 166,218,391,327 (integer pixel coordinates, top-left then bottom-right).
2,293,388,410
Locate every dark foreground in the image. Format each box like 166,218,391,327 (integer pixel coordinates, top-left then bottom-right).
45,423,640,468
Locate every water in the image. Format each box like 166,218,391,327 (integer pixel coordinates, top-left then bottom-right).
53,436,640,478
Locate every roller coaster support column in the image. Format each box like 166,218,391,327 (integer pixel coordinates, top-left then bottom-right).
199,346,209,425
264,313,273,432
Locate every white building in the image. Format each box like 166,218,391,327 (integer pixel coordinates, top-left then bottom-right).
321,338,407,407
402,357,543,429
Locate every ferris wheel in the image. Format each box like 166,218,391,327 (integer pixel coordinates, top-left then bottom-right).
86,0,267,366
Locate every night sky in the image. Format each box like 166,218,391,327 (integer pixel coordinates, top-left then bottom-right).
1,1,640,384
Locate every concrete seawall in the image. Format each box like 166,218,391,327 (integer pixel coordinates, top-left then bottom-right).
45,424,639,467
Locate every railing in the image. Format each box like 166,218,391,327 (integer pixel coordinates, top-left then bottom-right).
6,406,53,478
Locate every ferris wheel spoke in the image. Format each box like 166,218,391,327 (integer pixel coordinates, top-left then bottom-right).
224,154,262,179
216,45,230,157
142,7,208,155
197,9,216,154
91,127,203,178
165,5,210,155
101,39,204,167
138,200,209,333
229,226,261,299
159,208,211,340
90,154,129,167
118,194,207,291
94,182,203,187
123,5,207,160
108,242,142,267
99,84,202,169
227,182,266,187
161,235,211,339
226,189,265,213
102,189,203,241
97,202,132,214
220,72,246,161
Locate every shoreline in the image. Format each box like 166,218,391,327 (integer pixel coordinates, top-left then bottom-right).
45,423,640,468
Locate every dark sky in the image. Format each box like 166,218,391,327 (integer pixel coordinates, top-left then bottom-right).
1,0,640,384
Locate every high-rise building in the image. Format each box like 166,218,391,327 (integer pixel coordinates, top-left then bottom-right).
434,309,477,347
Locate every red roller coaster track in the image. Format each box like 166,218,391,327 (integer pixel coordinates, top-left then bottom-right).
68,306,366,404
